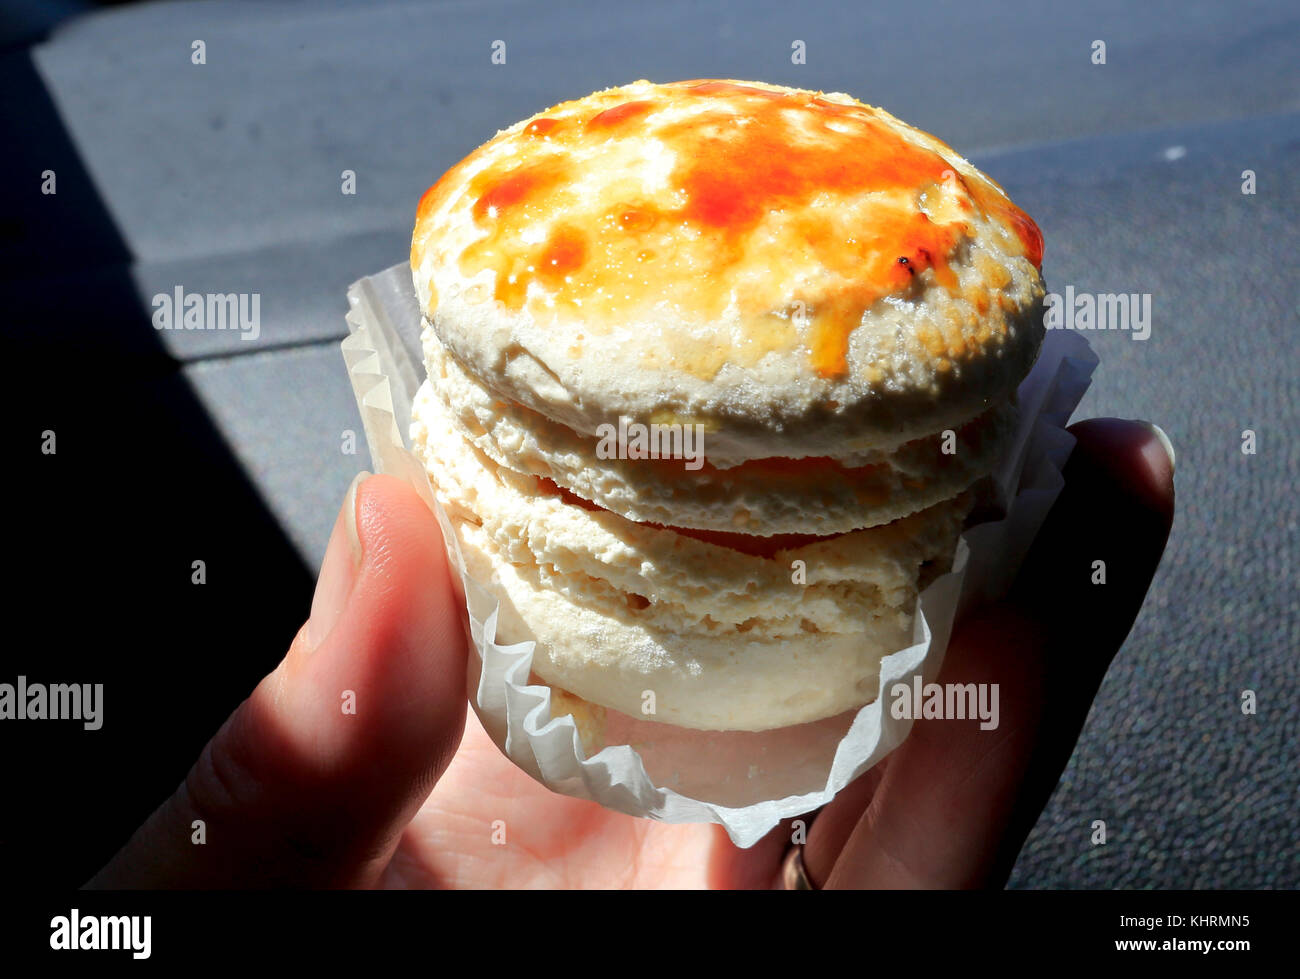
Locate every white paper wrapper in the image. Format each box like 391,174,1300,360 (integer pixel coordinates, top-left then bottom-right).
342,262,1098,848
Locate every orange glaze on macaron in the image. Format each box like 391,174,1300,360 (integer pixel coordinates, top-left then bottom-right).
445,80,1041,379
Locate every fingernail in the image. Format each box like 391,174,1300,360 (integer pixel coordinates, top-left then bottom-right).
1137,421,1176,476
307,471,371,651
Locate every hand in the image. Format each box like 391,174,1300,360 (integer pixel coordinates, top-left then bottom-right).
87,418,1174,889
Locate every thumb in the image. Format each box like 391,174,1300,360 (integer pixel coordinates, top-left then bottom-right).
88,472,468,888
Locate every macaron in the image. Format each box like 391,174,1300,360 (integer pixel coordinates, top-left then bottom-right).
410,79,1045,732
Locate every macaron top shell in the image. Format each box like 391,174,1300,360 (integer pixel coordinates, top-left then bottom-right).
411,79,1045,459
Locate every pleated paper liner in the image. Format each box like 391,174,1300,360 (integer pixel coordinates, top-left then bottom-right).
343,262,1098,847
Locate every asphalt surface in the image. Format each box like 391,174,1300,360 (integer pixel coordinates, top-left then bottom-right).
4,0,1298,887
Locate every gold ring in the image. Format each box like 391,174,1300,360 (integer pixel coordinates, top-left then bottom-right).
780,846,816,890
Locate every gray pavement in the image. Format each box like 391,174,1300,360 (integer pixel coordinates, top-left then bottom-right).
15,0,1300,887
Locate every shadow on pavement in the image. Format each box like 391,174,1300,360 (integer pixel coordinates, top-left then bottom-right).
2,46,315,888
